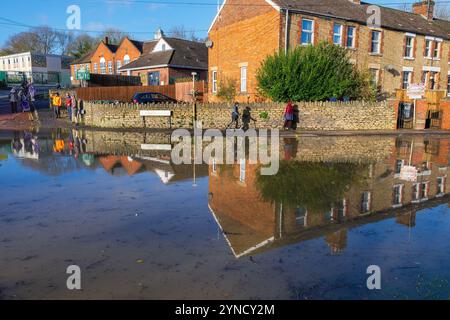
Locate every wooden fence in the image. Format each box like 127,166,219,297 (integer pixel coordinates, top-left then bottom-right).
74,80,207,102
75,85,176,102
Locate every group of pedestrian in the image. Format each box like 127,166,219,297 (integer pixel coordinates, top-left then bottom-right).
8,80,36,114
226,102,257,131
50,92,78,122
283,101,300,130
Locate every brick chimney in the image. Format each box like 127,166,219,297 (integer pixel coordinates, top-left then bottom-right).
413,1,435,20
104,36,109,45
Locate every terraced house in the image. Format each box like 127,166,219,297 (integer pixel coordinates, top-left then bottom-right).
207,0,450,102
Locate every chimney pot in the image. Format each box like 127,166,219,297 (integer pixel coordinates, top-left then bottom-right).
104,36,109,44
413,1,435,20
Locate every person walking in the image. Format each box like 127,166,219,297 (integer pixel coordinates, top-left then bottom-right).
65,93,73,121
9,87,18,114
227,102,240,129
53,93,62,118
71,94,78,124
242,106,257,131
284,100,294,130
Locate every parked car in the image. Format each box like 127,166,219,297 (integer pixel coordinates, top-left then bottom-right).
132,92,177,104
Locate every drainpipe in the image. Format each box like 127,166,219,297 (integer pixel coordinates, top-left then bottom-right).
285,9,290,54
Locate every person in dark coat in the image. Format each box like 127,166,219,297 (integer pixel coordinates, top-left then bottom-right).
242,106,256,131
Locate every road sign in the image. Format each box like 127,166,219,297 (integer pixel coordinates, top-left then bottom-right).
407,83,425,99
76,70,90,81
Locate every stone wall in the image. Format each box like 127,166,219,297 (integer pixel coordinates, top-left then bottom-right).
79,100,396,131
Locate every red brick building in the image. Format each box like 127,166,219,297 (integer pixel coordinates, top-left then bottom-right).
70,30,208,87
118,30,208,86
207,0,450,102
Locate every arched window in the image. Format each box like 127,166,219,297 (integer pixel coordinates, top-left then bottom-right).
100,57,106,74
123,54,130,65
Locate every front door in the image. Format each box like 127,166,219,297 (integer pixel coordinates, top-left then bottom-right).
397,102,414,129
148,71,160,86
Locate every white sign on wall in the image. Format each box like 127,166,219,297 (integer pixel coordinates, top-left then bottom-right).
407,83,425,99
400,165,418,182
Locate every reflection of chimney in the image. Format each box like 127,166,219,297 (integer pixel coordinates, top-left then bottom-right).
396,212,416,227
104,36,109,45
348,0,361,4
325,229,348,254
413,1,435,20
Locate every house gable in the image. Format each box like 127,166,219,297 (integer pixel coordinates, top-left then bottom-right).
152,38,173,53
208,0,280,33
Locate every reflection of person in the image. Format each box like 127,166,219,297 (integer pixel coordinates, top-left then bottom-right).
242,106,256,131
24,131,33,155
12,132,23,153
283,138,298,160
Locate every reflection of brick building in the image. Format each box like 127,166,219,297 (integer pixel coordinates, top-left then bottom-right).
209,136,450,258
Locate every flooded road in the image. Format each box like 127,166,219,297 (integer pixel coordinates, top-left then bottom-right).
0,129,449,300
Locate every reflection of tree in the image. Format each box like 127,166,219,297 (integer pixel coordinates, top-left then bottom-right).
256,161,364,213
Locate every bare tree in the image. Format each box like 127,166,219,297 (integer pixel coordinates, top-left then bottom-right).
397,3,412,12
435,5,450,20
56,31,75,56
100,28,129,44
168,25,205,42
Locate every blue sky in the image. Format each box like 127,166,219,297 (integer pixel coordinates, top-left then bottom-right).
0,0,424,46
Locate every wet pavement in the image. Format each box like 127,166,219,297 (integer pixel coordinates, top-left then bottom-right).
0,128,450,300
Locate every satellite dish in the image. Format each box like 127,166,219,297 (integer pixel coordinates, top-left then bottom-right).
205,40,213,48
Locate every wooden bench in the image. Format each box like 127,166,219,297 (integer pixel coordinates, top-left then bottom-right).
140,110,173,128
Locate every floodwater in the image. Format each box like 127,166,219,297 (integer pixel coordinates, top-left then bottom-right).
0,128,450,300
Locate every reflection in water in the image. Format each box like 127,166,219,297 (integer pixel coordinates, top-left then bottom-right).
209,137,450,258
0,129,449,299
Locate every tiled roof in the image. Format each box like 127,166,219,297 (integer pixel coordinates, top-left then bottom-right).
71,50,95,65
119,37,208,70
272,0,450,39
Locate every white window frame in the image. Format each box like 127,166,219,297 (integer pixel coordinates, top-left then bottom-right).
93,63,98,74
437,176,446,195
116,60,121,73
99,58,106,74
433,41,441,59
412,183,421,202
420,182,429,200
108,61,113,74
212,70,217,94
402,70,412,89
346,26,355,48
393,184,404,208
404,35,414,59
370,30,381,54
369,68,380,87
301,19,314,45
425,39,432,58
333,23,343,46
361,191,371,214
240,66,247,93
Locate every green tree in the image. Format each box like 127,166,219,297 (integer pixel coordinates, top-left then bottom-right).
217,78,237,104
256,161,364,213
256,42,374,102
